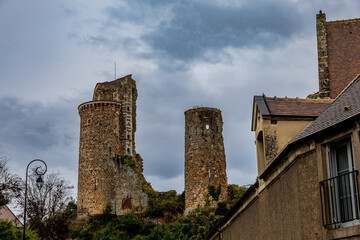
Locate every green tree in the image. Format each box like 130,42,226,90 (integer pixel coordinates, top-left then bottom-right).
0,219,40,240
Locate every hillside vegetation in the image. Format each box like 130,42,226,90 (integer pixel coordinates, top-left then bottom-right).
69,184,247,240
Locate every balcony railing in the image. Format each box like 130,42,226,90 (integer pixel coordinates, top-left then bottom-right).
320,170,360,227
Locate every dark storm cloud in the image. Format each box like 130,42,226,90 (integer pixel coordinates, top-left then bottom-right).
0,97,57,150
0,96,79,168
103,0,304,61
144,1,302,60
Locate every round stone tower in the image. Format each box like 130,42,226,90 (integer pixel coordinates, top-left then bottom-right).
184,107,228,215
77,101,122,217
77,75,148,219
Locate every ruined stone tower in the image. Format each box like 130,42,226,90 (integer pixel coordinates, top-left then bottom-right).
184,107,228,215
77,74,148,219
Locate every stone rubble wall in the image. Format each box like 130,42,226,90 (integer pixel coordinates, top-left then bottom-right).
77,76,148,219
93,74,137,156
77,102,122,218
184,107,228,214
316,11,330,99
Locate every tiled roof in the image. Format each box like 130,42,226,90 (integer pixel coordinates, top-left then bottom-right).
265,97,332,117
255,95,332,117
293,75,360,142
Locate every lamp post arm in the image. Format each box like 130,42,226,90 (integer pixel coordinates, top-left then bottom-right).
23,159,47,240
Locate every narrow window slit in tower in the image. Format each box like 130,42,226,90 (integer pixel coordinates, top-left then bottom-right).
206,124,209,130
208,169,211,183
127,148,130,154
109,147,112,157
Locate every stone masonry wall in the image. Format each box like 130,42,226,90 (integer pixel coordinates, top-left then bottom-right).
317,11,330,98
93,74,137,157
77,102,122,218
264,126,278,166
114,162,148,214
77,76,147,219
184,107,228,214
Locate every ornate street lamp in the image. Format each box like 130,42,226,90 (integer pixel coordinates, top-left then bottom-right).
23,159,47,240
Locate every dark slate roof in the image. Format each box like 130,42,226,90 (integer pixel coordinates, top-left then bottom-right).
293,75,360,142
254,95,270,115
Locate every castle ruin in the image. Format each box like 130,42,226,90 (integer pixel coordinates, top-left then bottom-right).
77,75,229,218
77,75,149,219
184,107,228,215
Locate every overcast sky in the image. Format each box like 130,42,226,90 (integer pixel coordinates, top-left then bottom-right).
1,0,360,195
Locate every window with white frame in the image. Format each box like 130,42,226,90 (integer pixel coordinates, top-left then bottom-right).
320,137,360,227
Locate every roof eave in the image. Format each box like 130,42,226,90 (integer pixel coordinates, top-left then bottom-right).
259,113,360,180
251,95,270,131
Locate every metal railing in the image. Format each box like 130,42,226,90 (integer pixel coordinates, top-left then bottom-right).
320,170,360,227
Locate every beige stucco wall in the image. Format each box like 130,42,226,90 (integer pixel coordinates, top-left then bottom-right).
212,125,360,240
276,120,312,152
254,110,312,175
219,151,324,239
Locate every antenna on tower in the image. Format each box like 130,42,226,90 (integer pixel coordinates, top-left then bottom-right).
115,62,117,80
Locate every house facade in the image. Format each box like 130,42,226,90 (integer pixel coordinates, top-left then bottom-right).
208,11,360,240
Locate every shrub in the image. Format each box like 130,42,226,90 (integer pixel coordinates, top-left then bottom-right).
228,184,248,206
215,202,228,216
142,222,156,235
0,219,40,240
119,213,141,235
208,185,221,201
